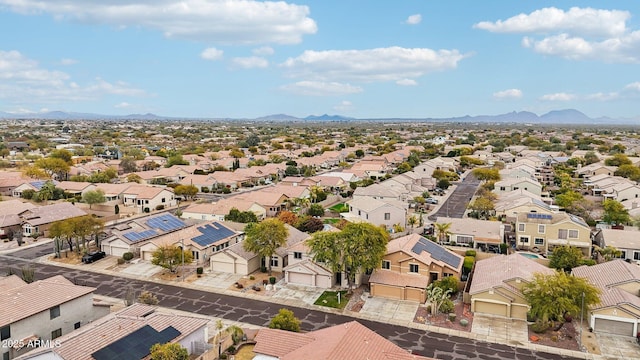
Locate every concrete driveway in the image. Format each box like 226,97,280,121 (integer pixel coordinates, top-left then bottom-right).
192,271,243,290
119,260,163,277
359,295,419,323
471,314,529,346
596,333,640,359
271,284,326,306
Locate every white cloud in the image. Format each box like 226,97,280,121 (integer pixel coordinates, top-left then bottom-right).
396,79,417,86
253,46,274,56
60,58,78,65
493,88,523,99
200,47,224,61
0,0,317,45
406,14,422,25
280,81,363,96
474,7,628,37
585,92,618,101
477,7,640,63
115,102,133,108
333,100,353,112
281,46,467,83
540,93,576,101
0,50,147,105
231,56,269,69
624,82,640,92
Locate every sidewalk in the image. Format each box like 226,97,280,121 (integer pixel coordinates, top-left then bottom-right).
32,253,602,360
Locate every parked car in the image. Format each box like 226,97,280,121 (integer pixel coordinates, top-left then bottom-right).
425,197,439,204
82,251,106,264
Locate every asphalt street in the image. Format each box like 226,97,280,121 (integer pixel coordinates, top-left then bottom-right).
429,173,482,221
1,244,583,360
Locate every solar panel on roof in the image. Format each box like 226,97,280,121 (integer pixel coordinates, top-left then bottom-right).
123,229,158,243
192,222,236,247
92,325,181,360
146,213,186,232
411,237,461,269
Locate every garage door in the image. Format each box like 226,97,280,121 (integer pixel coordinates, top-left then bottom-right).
405,288,424,302
474,301,508,317
211,260,235,274
288,272,313,286
110,246,128,258
594,318,635,336
371,284,403,300
317,275,332,289
142,251,154,261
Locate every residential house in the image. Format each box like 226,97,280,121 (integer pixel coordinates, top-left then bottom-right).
121,184,176,212
345,158,391,179
55,181,97,198
233,190,288,217
352,183,404,201
575,163,617,178
279,176,320,187
11,180,59,198
468,253,554,319
603,182,640,203
0,200,36,239
592,228,640,264
93,182,134,203
253,321,432,360
434,217,504,251
178,174,217,192
209,240,260,275
369,234,463,302
17,304,210,360
1,275,110,360
20,203,88,237
263,225,310,274
514,212,592,256
573,260,640,336
317,171,359,183
493,177,543,197
181,199,266,222
494,189,554,221
0,172,30,197
100,213,190,257
283,240,334,288
343,197,407,230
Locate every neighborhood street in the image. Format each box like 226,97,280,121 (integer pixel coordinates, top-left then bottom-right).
429,173,482,221
0,244,582,360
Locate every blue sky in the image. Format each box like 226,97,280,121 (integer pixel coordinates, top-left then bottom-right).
1,1,639,119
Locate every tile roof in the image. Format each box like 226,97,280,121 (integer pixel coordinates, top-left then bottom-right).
435,217,503,243
469,253,554,295
254,321,432,360
369,269,430,289
0,275,96,327
573,259,640,310
386,234,463,273
21,202,88,226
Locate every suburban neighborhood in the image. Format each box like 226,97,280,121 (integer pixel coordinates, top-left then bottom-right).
1,119,640,359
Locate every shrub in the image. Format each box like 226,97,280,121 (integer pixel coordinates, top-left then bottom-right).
439,299,454,314
434,276,459,295
463,256,475,274
269,276,276,285
260,266,267,273
197,267,203,275
122,252,134,261
143,207,150,213
448,313,457,322
465,250,477,257
138,291,159,305
459,319,469,327
220,354,227,360
117,258,125,265
155,204,165,211
249,275,255,280
227,345,236,354
531,320,551,333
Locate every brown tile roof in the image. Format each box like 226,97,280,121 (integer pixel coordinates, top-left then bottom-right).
21,202,88,226
0,199,36,216
0,275,27,292
369,269,430,289
254,321,432,360
386,233,464,273
469,253,554,295
0,275,96,327
573,259,640,310
122,184,173,199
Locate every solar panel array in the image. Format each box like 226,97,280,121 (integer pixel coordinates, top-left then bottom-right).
123,229,158,243
30,181,48,190
92,325,180,360
192,222,236,247
146,213,186,232
411,237,461,269
527,213,552,220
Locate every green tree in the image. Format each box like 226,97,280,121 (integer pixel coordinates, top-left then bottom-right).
243,219,288,275
34,157,70,179
425,283,452,315
268,308,301,332
407,215,418,228
149,343,189,360
467,196,495,219
554,190,583,210
523,271,600,325
229,148,245,158
174,184,198,200
471,168,500,181
49,149,73,164
549,246,583,272
602,199,630,226
594,245,622,262
82,189,106,209
225,208,258,223
307,203,324,217
435,222,452,244
36,180,56,204
151,245,193,272
307,222,389,292
120,157,138,173
166,155,188,167
614,164,640,181
604,153,631,166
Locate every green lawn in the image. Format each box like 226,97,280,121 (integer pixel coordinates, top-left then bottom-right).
314,290,350,309
323,218,341,224
328,203,349,213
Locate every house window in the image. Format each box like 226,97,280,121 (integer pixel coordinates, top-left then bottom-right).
634,251,640,261
500,187,506,191
192,251,199,260
519,236,529,244
0,325,9,341
456,235,472,244
538,225,545,234
534,238,544,245
568,230,579,239
358,210,361,216
443,273,453,277
384,213,391,220
558,229,568,239
162,198,166,203
382,260,390,269
619,251,626,259
50,305,60,319
294,252,302,259
518,223,525,232
3,351,8,360
51,329,62,340
270,257,279,267
409,264,419,273
74,322,81,330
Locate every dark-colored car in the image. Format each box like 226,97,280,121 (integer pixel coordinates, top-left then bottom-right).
82,251,106,264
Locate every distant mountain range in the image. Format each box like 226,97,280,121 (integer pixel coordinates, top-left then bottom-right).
0,109,638,125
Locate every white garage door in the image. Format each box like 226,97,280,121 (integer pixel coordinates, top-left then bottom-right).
594,318,635,336
211,260,235,274
142,251,154,261
110,246,128,258
317,275,332,288
288,272,313,286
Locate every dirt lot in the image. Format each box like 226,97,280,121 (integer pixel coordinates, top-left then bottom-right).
528,321,580,352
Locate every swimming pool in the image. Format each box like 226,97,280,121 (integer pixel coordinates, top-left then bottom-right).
518,252,541,259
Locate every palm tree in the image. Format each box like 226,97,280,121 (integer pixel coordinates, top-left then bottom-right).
435,222,452,244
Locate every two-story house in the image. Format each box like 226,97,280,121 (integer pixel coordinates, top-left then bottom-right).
344,197,407,230
592,228,640,264
514,212,592,256
369,234,463,303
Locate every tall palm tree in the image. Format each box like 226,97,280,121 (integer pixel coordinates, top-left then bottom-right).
435,222,452,244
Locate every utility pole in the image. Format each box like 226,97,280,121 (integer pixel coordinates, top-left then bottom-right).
181,238,185,282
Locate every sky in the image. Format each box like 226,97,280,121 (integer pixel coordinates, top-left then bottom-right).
1,1,640,120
